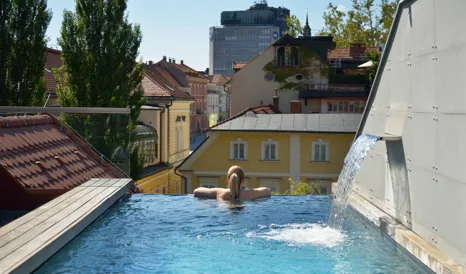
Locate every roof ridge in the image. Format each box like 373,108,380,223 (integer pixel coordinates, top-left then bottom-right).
0,115,53,128
144,66,180,93
145,73,173,93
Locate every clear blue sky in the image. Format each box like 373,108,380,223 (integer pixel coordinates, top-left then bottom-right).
46,0,352,71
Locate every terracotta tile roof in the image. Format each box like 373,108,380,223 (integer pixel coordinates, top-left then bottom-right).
143,65,193,100
0,114,125,191
233,61,248,71
157,59,208,80
210,74,228,85
44,48,63,95
250,105,280,114
141,76,172,97
328,47,379,59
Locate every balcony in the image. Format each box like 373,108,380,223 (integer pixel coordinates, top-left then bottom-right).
298,84,370,99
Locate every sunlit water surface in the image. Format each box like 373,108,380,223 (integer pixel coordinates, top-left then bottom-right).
36,195,432,274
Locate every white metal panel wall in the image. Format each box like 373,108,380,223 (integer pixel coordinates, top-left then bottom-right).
356,0,466,267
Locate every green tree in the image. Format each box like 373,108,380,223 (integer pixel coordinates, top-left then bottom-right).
285,15,303,38
0,0,52,106
321,0,399,47
56,0,145,179
285,178,321,195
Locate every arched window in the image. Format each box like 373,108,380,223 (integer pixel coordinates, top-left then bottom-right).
134,123,158,166
277,47,285,66
312,138,329,162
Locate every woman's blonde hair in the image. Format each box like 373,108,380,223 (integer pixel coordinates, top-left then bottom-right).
227,166,245,200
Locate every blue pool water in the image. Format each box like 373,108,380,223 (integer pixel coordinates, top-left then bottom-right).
36,195,433,274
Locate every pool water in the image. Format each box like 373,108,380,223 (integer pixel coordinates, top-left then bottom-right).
36,195,433,274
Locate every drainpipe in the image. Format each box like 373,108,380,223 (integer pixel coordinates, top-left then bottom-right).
174,167,188,194
159,107,165,163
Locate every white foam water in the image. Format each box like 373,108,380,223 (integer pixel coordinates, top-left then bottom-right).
328,134,379,230
246,223,346,248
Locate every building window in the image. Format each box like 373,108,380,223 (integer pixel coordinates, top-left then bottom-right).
262,138,279,161
290,47,299,66
200,180,218,188
259,180,280,193
276,47,285,66
312,138,329,162
327,100,367,113
133,124,158,165
230,137,247,160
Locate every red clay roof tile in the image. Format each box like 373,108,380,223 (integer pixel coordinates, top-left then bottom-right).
328,47,380,59
0,114,125,192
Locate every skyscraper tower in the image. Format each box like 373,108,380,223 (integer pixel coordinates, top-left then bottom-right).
209,1,291,75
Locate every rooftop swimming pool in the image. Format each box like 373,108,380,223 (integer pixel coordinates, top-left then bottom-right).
35,195,432,274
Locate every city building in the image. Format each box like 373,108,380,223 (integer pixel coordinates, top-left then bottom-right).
230,24,377,116
209,1,290,75
207,74,230,123
230,30,336,115
176,111,361,194
145,57,209,137
135,65,194,194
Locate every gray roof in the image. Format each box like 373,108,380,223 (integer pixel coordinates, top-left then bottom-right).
211,112,362,133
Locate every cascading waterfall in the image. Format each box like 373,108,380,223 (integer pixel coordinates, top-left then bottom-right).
328,134,379,230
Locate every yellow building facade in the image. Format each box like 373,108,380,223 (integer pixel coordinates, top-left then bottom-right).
177,112,361,194
136,100,192,194
135,73,194,193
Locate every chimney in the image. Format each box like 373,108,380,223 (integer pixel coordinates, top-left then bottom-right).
273,88,279,112
173,58,176,64
290,100,301,114
181,60,184,65
169,58,172,63
163,55,167,62
148,60,153,65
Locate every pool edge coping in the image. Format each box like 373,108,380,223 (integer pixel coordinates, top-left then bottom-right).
349,191,466,274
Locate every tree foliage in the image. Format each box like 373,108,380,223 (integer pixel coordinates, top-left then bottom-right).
320,0,399,47
285,15,303,38
285,178,322,195
56,0,145,179
0,0,52,106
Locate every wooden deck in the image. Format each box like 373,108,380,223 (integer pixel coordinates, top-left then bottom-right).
0,178,133,274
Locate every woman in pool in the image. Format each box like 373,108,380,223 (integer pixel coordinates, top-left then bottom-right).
193,166,271,201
